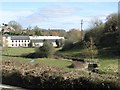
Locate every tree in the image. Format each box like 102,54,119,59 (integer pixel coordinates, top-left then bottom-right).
55,39,64,48
28,41,33,47
35,40,55,58
55,39,61,48
83,37,98,63
99,13,118,48
62,40,73,51
117,14,120,52
49,31,59,36
8,21,22,31
104,13,118,32
33,26,42,36
89,37,98,61
89,18,103,29
84,19,104,47
67,29,82,42
27,25,32,31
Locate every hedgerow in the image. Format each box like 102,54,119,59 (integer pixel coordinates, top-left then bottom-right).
2,60,120,89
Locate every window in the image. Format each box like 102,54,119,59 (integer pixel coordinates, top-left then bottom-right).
16,44,17,46
12,40,14,42
16,40,17,42
25,44,26,46
22,40,23,42
12,44,14,46
19,44,20,46
25,40,26,42
19,40,20,42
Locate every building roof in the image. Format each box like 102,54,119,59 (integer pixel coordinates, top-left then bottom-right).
31,39,56,42
29,36,64,40
11,36,30,40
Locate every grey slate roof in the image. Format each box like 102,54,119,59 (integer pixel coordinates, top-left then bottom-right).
31,39,56,42
11,36,30,40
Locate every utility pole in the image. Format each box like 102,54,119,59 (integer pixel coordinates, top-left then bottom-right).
81,19,83,40
48,28,50,36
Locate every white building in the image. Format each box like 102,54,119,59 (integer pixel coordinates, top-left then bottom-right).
0,24,15,33
2,35,64,47
29,36,64,47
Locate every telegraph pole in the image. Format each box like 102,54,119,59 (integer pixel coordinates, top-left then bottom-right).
81,19,83,40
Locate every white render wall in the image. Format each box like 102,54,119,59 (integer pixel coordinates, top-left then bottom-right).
3,36,30,47
3,36,64,47
9,40,30,47
32,42,57,47
30,36,64,47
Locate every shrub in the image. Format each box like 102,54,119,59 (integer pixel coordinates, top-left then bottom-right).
62,40,73,51
55,39,64,48
2,60,120,89
72,40,87,50
35,40,55,58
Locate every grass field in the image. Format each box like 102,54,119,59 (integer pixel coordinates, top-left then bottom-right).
2,47,119,74
58,49,119,74
2,48,72,71
2,48,119,89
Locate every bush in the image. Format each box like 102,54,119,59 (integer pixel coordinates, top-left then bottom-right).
2,60,120,89
72,40,87,50
62,40,73,51
35,40,55,58
99,32,118,48
55,39,64,48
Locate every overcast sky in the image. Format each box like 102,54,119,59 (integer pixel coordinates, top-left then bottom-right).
0,2,118,31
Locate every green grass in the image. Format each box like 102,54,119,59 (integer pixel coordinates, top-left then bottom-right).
2,48,72,70
35,58,72,70
98,59,118,74
2,48,35,56
2,47,119,74
58,49,119,74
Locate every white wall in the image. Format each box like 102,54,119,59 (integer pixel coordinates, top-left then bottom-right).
6,37,30,47
30,36,64,47
3,36,64,47
10,40,30,47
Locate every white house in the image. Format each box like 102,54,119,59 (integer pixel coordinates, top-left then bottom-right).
29,36,64,47
0,24,15,33
3,36,30,47
2,35,64,47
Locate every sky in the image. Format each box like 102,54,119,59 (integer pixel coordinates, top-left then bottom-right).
0,2,118,31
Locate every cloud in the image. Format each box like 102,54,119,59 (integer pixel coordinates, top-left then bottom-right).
37,5,78,18
18,5,80,27
0,11,32,23
0,3,116,30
